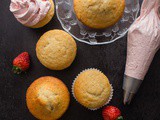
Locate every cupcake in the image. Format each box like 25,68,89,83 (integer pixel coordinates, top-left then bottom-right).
36,29,77,70
10,0,54,28
72,68,113,110
26,76,70,120
74,0,125,29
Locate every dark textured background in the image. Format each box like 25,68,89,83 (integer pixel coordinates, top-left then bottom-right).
1,0,160,120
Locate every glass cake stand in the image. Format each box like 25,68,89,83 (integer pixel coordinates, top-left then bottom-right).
55,0,140,45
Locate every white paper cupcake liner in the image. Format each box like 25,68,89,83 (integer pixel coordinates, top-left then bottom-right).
72,68,114,111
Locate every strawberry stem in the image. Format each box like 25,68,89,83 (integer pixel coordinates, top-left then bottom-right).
117,116,124,120
12,66,22,74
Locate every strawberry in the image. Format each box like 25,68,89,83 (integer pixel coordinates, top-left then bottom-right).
102,106,123,120
12,52,30,74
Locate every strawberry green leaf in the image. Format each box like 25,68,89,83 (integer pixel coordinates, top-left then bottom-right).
12,66,22,74
117,116,124,120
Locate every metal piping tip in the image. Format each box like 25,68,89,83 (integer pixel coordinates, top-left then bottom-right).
123,90,135,105
123,75,142,105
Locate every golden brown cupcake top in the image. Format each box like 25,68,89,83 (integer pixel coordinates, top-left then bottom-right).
26,76,70,120
74,0,125,29
73,69,111,109
36,30,77,70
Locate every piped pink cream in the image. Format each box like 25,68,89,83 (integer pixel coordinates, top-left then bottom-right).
125,0,160,80
10,0,51,27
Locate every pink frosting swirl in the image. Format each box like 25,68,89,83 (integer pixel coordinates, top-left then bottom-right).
10,0,51,26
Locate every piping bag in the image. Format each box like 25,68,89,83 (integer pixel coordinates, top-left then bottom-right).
123,0,160,105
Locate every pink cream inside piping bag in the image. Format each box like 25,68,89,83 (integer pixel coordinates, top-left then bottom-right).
123,0,160,105
9,0,51,27
125,0,160,80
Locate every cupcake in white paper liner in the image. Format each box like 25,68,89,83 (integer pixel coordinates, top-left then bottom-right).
72,68,113,110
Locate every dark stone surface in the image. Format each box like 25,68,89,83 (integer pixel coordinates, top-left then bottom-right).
1,0,160,120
